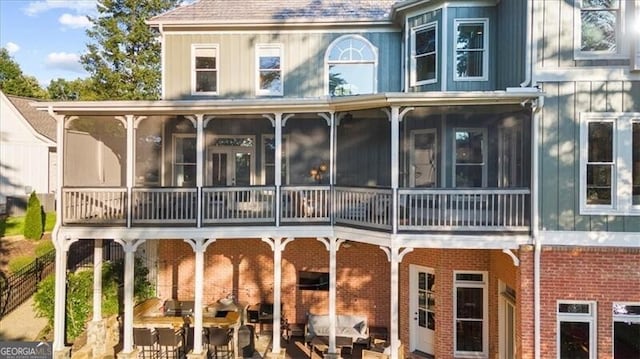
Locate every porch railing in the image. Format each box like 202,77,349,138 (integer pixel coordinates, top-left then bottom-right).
334,187,393,231
281,186,331,223
398,188,531,231
202,186,275,224
62,187,127,225
61,186,531,232
132,187,197,225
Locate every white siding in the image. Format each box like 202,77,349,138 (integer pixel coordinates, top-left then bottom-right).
0,94,54,196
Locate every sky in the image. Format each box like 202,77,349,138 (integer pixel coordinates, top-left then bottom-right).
0,0,99,86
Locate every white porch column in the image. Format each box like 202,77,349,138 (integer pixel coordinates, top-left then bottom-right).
315,237,338,354
125,115,134,228
261,237,293,354
116,239,145,354
93,239,103,321
52,237,74,353
184,238,215,355
274,113,283,227
390,107,399,234
385,245,413,359
195,114,204,228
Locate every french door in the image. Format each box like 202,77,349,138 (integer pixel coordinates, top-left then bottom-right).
410,129,437,187
410,265,435,355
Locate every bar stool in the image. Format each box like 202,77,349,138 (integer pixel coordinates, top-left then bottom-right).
207,327,233,359
156,327,185,359
133,327,158,359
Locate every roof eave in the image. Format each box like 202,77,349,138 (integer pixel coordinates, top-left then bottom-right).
148,19,396,28
32,91,542,117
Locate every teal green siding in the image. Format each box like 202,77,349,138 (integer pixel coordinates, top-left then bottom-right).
496,0,526,88
163,31,401,100
445,6,497,91
537,0,633,69
539,81,640,232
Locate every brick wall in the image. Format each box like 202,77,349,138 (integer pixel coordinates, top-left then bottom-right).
399,248,519,359
538,246,640,359
156,238,391,328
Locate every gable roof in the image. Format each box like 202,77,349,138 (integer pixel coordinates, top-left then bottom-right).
4,94,57,142
149,0,400,25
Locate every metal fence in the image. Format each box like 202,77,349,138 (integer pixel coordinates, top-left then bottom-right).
0,249,55,319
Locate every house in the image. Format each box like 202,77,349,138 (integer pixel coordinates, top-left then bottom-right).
0,90,57,214
34,0,640,359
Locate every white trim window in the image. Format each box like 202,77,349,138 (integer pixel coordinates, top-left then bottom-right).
326,35,377,96
454,271,488,357
454,18,489,81
579,113,640,215
453,128,487,187
575,0,624,59
411,22,438,86
192,45,218,95
557,301,596,359
256,44,283,96
612,303,640,359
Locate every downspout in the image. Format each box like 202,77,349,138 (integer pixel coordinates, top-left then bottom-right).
531,94,544,359
520,0,533,87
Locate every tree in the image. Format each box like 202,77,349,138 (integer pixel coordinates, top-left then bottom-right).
0,48,47,98
80,0,179,100
24,191,44,240
47,77,100,100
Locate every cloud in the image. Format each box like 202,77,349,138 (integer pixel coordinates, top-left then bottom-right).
5,42,21,55
45,52,84,73
59,13,91,29
24,0,97,16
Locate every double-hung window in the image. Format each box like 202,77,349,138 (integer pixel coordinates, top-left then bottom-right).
411,23,437,86
613,303,640,358
557,301,596,359
575,0,623,59
454,19,488,81
256,44,283,96
454,272,487,357
326,35,377,96
580,113,640,214
192,45,218,95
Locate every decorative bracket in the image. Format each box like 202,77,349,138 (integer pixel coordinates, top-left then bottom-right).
502,248,520,267
184,238,216,252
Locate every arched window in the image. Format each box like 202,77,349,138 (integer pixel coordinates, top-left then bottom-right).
326,35,377,96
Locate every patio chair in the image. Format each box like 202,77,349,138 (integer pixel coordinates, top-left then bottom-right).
133,327,159,359
156,327,185,359
207,327,233,359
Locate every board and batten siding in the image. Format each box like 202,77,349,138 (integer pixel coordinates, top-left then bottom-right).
495,0,526,89
536,0,634,68
539,81,640,232
163,31,401,100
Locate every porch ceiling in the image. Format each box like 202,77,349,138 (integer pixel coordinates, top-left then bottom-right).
32,91,542,117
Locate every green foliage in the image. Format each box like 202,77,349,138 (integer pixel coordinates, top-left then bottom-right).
8,255,33,274
47,77,100,101
0,212,56,237
23,192,43,240
34,256,155,342
0,48,47,98
104,257,155,303
33,275,56,328
35,240,55,257
80,0,180,100
44,212,56,232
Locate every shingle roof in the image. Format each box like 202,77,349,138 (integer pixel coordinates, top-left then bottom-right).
5,95,57,142
150,0,400,24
